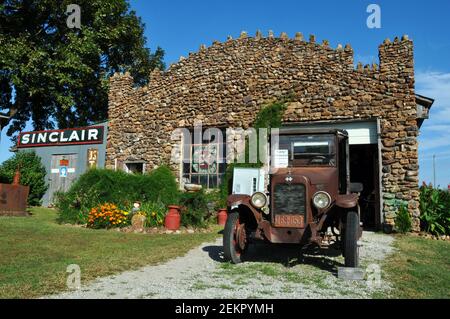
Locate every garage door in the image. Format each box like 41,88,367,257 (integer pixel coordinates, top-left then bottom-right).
293,120,379,145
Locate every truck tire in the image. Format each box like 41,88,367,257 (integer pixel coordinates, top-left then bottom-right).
344,211,359,268
223,211,246,264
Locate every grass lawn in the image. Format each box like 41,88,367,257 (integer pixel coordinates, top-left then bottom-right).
0,207,221,299
383,234,450,299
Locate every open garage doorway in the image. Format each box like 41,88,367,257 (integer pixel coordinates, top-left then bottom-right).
293,119,382,230
349,144,380,230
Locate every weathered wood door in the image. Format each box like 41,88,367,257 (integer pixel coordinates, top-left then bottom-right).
48,154,78,204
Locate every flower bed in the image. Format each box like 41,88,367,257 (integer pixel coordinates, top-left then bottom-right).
87,203,130,229
56,167,224,230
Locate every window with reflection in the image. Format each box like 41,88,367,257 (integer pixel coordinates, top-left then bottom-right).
277,134,336,166
182,129,226,189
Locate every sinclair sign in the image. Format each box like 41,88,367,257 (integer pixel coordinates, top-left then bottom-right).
17,126,104,148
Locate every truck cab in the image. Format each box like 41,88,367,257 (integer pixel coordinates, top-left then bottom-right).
224,128,363,267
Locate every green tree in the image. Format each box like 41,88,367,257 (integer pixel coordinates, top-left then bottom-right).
0,151,47,205
0,0,164,139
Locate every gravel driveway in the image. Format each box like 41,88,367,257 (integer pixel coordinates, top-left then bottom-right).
46,231,395,299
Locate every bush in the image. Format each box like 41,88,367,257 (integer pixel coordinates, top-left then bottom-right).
179,190,213,228
395,204,412,233
219,101,287,204
87,203,130,229
0,151,47,206
204,189,225,211
140,201,166,227
55,166,180,224
419,185,450,236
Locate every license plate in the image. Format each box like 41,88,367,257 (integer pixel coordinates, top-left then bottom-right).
274,215,305,228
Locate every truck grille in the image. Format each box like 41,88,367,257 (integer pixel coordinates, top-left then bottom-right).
273,183,306,215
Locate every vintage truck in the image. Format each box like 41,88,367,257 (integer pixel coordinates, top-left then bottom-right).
223,128,363,267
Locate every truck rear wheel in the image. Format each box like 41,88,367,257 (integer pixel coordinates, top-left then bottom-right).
223,211,247,264
344,211,359,267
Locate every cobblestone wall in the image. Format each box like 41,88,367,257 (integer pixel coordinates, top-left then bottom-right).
107,31,420,230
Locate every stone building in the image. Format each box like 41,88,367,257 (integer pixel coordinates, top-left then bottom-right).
106,31,433,231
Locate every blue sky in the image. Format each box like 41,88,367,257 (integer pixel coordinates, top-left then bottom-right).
1,0,450,187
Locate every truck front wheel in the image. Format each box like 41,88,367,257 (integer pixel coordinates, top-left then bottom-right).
344,211,360,267
223,211,247,264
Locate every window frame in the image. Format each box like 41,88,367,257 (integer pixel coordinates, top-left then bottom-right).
124,161,146,174
182,128,226,189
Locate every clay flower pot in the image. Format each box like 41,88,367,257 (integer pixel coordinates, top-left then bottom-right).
217,208,228,226
165,205,181,230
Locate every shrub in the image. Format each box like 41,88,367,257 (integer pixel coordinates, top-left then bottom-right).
219,101,287,204
204,189,225,211
139,201,166,227
0,151,47,206
179,190,213,228
419,185,450,236
395,204,412,233
55,166,180,224
87,203,130,229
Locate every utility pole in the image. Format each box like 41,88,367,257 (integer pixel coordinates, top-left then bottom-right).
433,154,436,187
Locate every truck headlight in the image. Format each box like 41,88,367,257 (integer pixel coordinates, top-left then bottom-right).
312,191,331,209
251,192,267,208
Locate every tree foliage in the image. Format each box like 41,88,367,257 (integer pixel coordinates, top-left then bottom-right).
0,0,164,139
219,101,287,203
419,185,450,236
0,150,47,205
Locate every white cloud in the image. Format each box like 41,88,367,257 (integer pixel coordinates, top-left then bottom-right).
419,135,450,151
416,71,450,124
416,70,450,153
419,124,450,132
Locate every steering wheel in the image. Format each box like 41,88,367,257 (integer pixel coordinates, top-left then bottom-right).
309,155,327,164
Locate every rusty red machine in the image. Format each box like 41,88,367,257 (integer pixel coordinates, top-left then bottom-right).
223,128,363,267
0,170,29,216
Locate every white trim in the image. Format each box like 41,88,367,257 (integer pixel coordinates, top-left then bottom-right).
376,118,384,228
179,134,185,190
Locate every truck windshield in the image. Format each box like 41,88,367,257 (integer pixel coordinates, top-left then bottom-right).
277,134,336,166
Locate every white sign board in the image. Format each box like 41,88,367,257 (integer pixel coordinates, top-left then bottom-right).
52,167,75,174
273,149,289,168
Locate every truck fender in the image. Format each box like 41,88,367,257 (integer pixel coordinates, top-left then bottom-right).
227,194,262,226
336,193,359,209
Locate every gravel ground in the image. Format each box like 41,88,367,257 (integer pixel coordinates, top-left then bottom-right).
46,231,395,299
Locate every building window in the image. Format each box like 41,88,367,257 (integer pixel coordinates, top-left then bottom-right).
125,162,145,174
182,129,226,189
